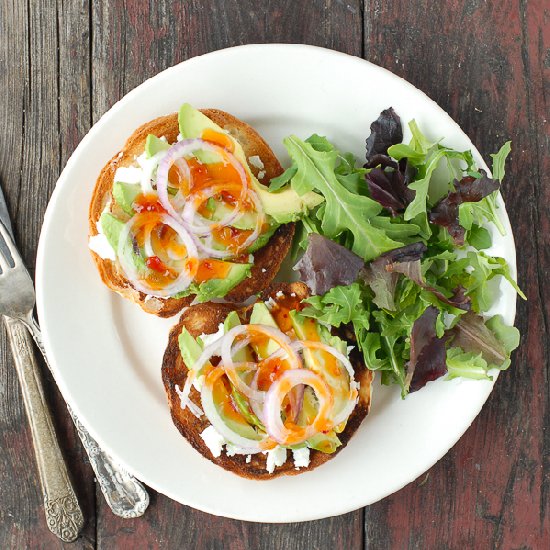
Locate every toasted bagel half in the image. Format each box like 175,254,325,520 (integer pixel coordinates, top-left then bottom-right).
161,282,373,479
89,109,294,317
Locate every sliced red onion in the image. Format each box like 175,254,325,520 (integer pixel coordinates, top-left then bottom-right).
182,182,247,237
175,374,203,418
191,337,224,374
156,138,249,224
220,324,299,402
263,369,333,445
292,341,359,426
185,187,266,259
201,368,267,452
288,385,305,424
221,325,302,377
249,371,265,423
116,212,198,297
291,341,358,386
142,224,154,258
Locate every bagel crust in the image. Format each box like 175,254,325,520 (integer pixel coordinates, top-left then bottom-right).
161,282,374,479
89,109,294,317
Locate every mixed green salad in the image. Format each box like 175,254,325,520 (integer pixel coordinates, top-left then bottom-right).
269,108,523,396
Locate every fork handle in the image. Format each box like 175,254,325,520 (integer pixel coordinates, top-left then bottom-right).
22,313,150,518
3,316,84,542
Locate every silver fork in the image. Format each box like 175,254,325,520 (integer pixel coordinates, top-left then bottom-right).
0,222,149,537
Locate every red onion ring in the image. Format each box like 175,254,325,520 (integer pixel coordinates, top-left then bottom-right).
201,367,268,452
263,369,333,446
221,325,302,383
184,187,265,259
156,138,249,225
175,376,203,418
292,341,359,426
117,212,198,297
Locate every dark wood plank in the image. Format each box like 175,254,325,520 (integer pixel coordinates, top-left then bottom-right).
91,1,363,548
363,0,549,548
0,0,96,547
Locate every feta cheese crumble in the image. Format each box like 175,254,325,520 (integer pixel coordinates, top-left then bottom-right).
265,446,287,474
200,426,225,458
88,233,115,260
292,447,311,470
248,155,265,170
113,166,142,185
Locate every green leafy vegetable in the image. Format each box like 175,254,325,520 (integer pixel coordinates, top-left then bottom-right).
274,113,521,397
283,136,404,261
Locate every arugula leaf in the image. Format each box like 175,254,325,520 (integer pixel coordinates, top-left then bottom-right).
283,135,404,260
301,283,370,332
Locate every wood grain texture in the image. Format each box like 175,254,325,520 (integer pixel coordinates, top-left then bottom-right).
363,0,549,548
0,0,96,548
0,0,548,548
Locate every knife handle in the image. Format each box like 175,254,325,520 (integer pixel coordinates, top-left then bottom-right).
3,316,84,542
23,313,150,518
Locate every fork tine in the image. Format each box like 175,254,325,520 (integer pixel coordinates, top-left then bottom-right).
0,248,9,271
0,221,19,266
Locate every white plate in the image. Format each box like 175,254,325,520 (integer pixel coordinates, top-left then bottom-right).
36,44,517,522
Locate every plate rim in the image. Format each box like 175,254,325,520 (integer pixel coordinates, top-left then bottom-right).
35,43,517,522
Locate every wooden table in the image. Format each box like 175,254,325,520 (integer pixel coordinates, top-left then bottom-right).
1,1,548,548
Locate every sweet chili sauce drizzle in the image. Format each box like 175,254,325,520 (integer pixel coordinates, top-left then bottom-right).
195,259,232,283
133,193,167,214
201,128,235,152
210,370,250,427
270,293,303,334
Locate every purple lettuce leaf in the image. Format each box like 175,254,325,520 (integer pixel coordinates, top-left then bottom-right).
365,166,415,217
362,242,470,311
293,234,364,295
361,242,427,309
406,306,449,392
429,171,500,246
365,107,403,161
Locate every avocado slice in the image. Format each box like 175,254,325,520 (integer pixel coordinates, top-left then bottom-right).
178,103,323,222
178,324,261,440
221,311,266,431
100,212,250,300
290,310,353,436
99,212,124,253
223,310,241,332
249,302,280,358
230,386,265,431
192,263,251,302
248,302,340,450
307,431,342,453
112,181,141,215
247,222,278,253
145,134,170,158
178,327,204,372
